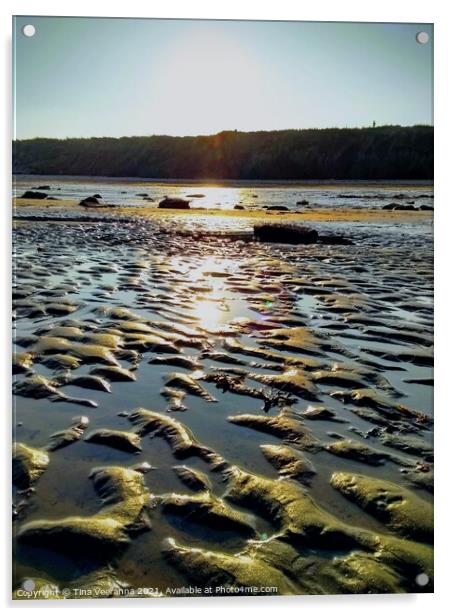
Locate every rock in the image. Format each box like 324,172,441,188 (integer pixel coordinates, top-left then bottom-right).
296,200,309,205
260,444,316,484
317,235,353,245
85,429,142,453
92,194,102,199
158,197,190,209
382,203,398,210
234,204,245,210
20,191,48,199
135,193,148,197
79,196,100,206
13,443,49,489
186,194,205,198
267,205,289,211
419,204,434,211
331,472,433,543
254,224,318,244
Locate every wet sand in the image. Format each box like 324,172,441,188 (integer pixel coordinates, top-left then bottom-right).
12,195,433,598
14,197,433,224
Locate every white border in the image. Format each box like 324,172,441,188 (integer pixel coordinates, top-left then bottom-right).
1,1,451,614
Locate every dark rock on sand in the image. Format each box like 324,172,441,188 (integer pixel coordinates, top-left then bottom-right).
159,197,190,209
254,224,318,244
317,234,353,245
267,205,289,211
20,191,48,199
234,204,245,210
79,196,100,206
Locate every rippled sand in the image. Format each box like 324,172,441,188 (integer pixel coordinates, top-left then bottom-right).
12,204,433,598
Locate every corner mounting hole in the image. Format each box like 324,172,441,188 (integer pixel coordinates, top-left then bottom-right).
416,31,429,44
415,573,429,587
22,24,36,37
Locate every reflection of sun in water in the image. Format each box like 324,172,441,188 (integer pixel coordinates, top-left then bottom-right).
195,298,225,330
185,256,239,329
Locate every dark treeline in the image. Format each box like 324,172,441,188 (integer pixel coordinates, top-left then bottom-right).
13,126,433,180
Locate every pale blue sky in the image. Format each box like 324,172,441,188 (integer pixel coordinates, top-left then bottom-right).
13,17,433,139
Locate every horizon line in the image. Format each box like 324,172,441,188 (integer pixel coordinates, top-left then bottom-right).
14,124,434,142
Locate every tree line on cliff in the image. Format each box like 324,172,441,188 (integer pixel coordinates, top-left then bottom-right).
13,126,433,180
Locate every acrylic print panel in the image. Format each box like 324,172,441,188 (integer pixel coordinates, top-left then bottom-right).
12,16,433,600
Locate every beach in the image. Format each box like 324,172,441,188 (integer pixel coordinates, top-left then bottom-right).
12,178,433,597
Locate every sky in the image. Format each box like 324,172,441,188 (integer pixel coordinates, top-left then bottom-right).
13,17,433,139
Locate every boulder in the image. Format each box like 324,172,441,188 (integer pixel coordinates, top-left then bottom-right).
79,196,100,206
267,205,289,211
20,191,48,199
158,197,190,209
254,224,318,244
